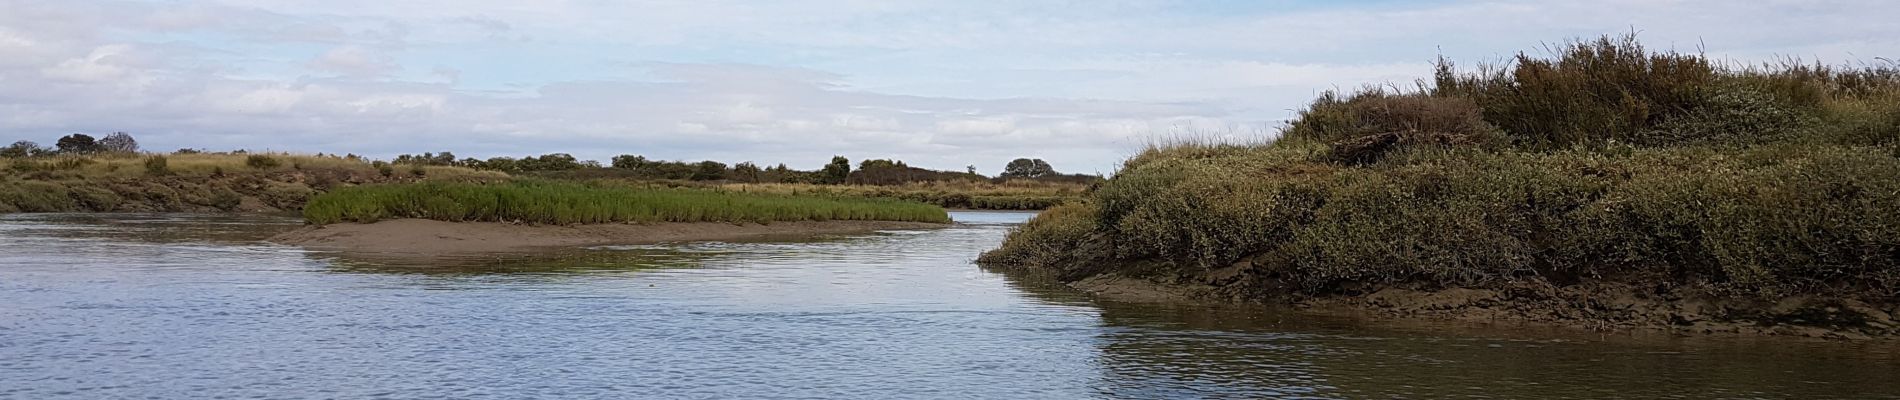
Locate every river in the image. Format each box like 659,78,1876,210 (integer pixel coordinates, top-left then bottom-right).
2,212,1896,399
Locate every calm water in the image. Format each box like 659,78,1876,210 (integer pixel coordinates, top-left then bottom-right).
2,212,1896,399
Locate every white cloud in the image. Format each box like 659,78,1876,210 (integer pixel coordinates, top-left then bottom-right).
0,0,1895,174
308,45,400,77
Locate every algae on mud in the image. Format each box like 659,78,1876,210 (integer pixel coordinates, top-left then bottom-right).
979,35,1900,337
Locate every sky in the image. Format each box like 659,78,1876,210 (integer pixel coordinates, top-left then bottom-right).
2,1,1895,175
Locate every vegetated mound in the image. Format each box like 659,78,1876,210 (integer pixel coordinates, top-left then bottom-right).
0,153,506,213
300,180,953,225
980,35,1900,338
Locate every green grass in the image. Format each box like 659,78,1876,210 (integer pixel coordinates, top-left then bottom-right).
302,180,952,225
982,34,1900,300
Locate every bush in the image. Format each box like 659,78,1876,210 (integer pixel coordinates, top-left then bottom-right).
209,189,243,211
246,154,281,169
1432,34,1722,149
143,155,170,176
372,161,394,177
977,203,1098,267
0,181,77,212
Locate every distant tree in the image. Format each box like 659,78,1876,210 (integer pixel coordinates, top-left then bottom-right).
55,134,103,154
691,161,728,181
1001,158,1055,178
175,148,204,155
611,154,649,169
481,157,520,173
520,153,583,171
1,141,42,158
858,159,905,170
966,165,978,174
98,132,139,153
820,156,851,184
732,162,763,183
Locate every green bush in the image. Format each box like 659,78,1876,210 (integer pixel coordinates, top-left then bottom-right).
209,189,243,211
143,155,170,176
1432,34,1721,149
0,181,77,212
69,185,122,211
977,203,1098,267
245,154,281,169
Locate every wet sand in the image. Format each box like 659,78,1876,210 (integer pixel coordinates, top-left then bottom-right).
271,219,947,256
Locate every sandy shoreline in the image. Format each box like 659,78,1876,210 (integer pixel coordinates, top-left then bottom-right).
271,219,948,256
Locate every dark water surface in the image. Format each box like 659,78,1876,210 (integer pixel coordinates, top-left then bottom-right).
2,212,1896,399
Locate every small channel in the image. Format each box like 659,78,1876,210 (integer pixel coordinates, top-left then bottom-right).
1,212,1895,399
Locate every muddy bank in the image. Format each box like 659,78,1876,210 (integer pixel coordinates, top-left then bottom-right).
271,219,946,256
1055,268,1900,339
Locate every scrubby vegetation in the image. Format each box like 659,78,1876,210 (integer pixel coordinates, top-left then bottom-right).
0,151,506,213
4,131,1091,213
981,35,1900,332
303,180,951,225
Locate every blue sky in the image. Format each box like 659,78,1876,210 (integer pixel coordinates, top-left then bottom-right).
2,0,1895,174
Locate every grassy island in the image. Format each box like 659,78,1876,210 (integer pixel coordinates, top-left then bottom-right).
981,35,1900,336
303,180,952,225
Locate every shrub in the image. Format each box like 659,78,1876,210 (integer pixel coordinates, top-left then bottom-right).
143,155,170,176
246,154,281,169
373,161,394,177
1432,34,1721,149
209,189,243,211
0,181,77,212
977,203,1099,268
69,186,122,211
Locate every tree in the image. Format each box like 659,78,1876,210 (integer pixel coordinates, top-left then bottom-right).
820,156,851,184
1001,158,1055,178
691,161,728,181
98,132,139,153
732,162,763,183
611,154,652,170
1,141,42,158
55,134,103,154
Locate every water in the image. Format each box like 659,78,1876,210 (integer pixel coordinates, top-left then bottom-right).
2,212,1896,399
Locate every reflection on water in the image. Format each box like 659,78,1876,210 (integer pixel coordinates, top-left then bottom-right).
1,212,1896,399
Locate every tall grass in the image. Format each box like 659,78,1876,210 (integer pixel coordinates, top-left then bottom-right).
302,180,952,225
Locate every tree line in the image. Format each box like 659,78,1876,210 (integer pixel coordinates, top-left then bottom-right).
388,151,1099,185
2,133,140,157
1,132,1101,186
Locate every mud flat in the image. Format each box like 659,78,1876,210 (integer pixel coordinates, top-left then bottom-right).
271,219,946,256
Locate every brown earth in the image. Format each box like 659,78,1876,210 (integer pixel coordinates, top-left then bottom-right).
271,219,947,256
1053,267,1900,340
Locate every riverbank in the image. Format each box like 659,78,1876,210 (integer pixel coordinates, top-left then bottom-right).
1050,269,1899,339
0,153,505,213
272,218,946,255
977,35,1900,338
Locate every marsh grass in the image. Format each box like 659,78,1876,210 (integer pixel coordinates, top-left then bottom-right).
714,180,1086,210
985,34,1900,299
303,180,952,225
